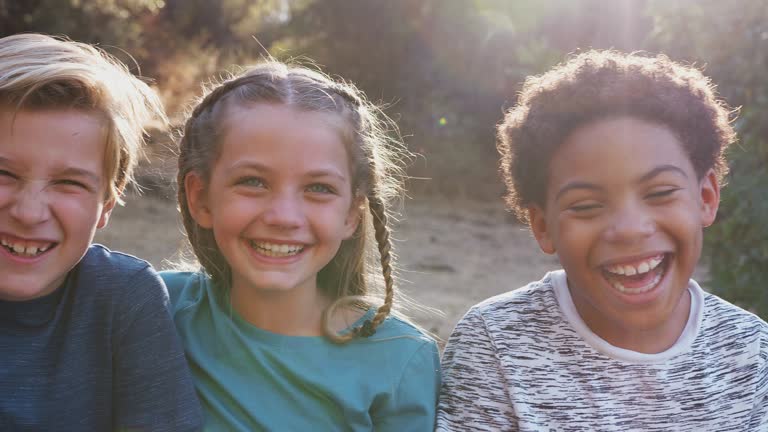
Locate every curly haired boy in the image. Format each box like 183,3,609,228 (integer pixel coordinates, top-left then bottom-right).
438,50,767,431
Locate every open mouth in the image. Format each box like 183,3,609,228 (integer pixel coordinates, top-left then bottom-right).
248,240,305,258
0,238,57,258
601,253,670,295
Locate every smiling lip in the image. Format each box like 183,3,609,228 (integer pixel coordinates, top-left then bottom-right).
600,252,672,304
0,232,58,263
244,238,309,263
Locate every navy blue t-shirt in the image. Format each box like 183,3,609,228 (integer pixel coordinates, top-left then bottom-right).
0,245,203,431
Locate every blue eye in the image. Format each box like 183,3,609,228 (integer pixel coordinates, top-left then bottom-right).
306,184,334,194
238,177,266,188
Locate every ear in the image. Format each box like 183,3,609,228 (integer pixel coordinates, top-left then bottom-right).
528,205,556,255
96,198,116,229
699,169,720,227
342,196,363,239
185,171,213,229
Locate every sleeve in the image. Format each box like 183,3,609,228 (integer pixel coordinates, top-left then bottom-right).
749,329,768,429
371,339,441,431
111,266,204,432
436,308,517,432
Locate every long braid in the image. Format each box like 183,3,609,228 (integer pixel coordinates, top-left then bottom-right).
325,193,395,343
361,193,395,335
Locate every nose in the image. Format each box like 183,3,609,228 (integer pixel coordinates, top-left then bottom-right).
262,192,303,229
9,183,52,226
603,200,655,244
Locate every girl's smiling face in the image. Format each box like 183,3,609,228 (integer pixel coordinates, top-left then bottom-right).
185,104,360,300
529,116,720,352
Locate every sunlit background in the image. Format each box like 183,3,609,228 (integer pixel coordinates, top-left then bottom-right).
2,0,766,334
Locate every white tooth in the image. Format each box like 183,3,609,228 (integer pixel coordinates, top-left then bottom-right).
0,239,7,246
279,244,289,253
624,266,637,276
25,246,38,255
610,266,624,275
39,245,49,253
12,244,25,253
611,279,626,292
638,262,650,274
650,258,661,269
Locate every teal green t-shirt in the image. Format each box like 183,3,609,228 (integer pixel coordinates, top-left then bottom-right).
161,271,440,432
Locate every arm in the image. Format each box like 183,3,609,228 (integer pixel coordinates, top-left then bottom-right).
749,331,768,429
372,339,441,431
112,267,203,432
437,308,517,432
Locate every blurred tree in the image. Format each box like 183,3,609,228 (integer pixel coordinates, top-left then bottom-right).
0,0,288,112
649,0,768,318
280,0,610,197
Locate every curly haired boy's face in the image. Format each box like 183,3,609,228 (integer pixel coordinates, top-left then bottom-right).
0,109,114,301
528,116,719,352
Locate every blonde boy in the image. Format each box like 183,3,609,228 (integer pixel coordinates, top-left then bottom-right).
0,34,202,431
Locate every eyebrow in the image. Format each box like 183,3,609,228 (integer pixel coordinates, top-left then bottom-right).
554,164,689,201
555,181,602,201
0,157,101,184
637,164,689,183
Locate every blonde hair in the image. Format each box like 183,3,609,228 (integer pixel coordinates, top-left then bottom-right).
0,33,167,203
177,61,409,343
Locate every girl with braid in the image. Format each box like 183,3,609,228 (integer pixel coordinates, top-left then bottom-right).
161,61,440,431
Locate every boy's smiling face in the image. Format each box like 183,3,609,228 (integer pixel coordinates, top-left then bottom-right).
0,109,114,301
529,116,720,351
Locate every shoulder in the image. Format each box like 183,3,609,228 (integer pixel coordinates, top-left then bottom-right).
699,289,768,388
76,244,165,300
467,271,561,327
367,314,437,349
159,270,209,311
79,244,153,277
701,289,768,343
360,314,440,368
365,315,440,387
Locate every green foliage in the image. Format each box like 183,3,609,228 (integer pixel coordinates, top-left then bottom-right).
707,124,768,316
648,0,768,317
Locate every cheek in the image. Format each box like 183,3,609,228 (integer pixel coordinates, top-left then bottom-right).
657,202,704,242
554,215,599,255
53,193,102,218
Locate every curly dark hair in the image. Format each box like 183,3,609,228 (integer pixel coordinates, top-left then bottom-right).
497,50,736,224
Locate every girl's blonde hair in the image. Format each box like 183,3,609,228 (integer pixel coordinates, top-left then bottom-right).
177,61,409,343
0,33,167,203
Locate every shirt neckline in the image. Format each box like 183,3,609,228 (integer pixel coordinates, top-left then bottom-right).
206,279,375,347
550,269,704,363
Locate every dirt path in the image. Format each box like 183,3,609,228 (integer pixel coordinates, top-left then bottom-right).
95,193,708,342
